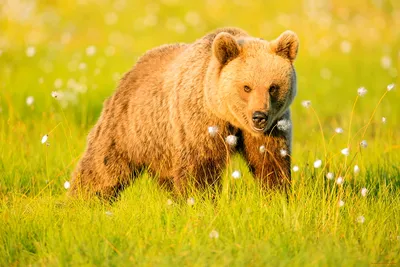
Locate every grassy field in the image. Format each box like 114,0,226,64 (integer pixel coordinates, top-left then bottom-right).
1,0,400,266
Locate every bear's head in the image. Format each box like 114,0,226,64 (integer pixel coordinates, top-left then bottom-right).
206,30,299,136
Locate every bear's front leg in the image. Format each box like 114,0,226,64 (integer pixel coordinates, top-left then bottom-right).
242,128,291,189
172,151,226,196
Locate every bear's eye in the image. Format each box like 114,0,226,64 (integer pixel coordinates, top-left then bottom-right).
269,84,279,94
244,85,252,93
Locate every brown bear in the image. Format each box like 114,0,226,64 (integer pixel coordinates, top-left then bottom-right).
70,27,299,199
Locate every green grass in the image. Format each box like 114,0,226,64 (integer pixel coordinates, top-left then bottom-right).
1,0,400,266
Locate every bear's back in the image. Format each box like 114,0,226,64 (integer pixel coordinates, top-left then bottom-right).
117,43,188,97
117,27,248,98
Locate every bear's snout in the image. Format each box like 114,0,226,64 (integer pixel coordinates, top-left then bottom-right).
252,111,268,131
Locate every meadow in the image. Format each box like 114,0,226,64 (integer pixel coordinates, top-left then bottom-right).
0,0,399,266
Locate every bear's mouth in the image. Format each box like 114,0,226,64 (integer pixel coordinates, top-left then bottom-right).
252,125,267,133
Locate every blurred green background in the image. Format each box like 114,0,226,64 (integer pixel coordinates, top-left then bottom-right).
1,1,399,120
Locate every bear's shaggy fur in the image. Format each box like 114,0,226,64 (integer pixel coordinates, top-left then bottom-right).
70,27,299,199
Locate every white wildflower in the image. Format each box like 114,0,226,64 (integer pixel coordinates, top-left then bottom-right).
357,87,367,97
313,159,322,168
208,126,218,137
225,135,237,146
335,127,344,134
26,46,36,57
301,100,311,108
360,140,368,148
277,119,291,132
340,40,352,53
354,165,360,174
78,62,87,70
232,170,241,179
105,211,113,216
26,96,34,106
259,145,266,153
339,200,345,207
386,83,395,91
41,134,48,144
64,181,71,189
361,188,368,197
357,215,365,224
292,165,299,172
86,45,97,56
51,91,61,99
326,172,334,180
341,148,350,156
166,199,173,206
381,56,391,69
381,117,386,124
336,177,344,185
280,149,287,157
187,197,195,206
209,229,219,239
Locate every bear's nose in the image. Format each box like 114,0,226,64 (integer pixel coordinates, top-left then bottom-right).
252,111,268,129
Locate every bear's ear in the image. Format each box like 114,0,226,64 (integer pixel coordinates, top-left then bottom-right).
212,32,241,65
270,30,299,62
